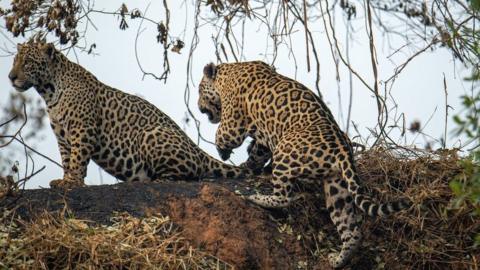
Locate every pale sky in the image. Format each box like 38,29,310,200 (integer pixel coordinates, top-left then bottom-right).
0,1,471,188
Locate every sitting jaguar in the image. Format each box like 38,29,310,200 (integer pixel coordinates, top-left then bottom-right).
198,61,410,268
8,41,247,189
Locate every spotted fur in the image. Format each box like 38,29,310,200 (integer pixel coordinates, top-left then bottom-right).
8,42,246,189
198,61,410,268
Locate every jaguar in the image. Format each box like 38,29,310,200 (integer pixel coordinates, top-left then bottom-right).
8,41,247,189
197,60,410,268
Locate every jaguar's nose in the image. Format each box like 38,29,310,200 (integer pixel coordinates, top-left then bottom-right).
200,108,207,114
8,71,17,82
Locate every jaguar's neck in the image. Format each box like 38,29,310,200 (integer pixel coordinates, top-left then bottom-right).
36,54,100,108
35,82,60,107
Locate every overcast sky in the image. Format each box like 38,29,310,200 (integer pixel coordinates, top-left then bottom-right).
0,1,472,188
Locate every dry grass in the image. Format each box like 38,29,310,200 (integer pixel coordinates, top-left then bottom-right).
359,147,479,269
0,210,232,269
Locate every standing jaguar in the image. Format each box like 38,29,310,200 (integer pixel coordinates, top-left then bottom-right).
197,61,410,268
8,41,247,189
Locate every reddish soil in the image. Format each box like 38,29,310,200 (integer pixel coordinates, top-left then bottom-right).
167,184,297,269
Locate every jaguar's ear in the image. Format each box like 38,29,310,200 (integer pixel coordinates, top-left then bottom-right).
203,62,216,79
17,43,23,51
41,43,57,60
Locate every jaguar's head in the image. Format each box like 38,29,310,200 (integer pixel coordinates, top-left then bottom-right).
9,42,59,92
198,63,221,124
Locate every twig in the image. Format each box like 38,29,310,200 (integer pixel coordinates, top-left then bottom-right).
320,0,376,94
0,136,63,168
302,0,310,72
183,0,216,147
224,16,239,62
345,21,353,134
17,166,45,188
443,73,448,149
133,4,170,83
284,1,322,98
18,132,29,182
365,0,383,129
0,115,18,129
0,104,28,148
385,40,437,84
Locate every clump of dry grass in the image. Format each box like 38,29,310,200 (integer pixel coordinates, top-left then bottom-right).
0,210,232,269
358,147,479,269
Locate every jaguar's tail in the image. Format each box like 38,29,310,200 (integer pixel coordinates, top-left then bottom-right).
340,162,411,217
203,155,247,179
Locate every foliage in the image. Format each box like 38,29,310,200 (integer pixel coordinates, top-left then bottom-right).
471,0,480,12
451,0,479,225
451,66,480,244
450,153,480,244
453,69,480,142
450,152,480,212
1,0,80,45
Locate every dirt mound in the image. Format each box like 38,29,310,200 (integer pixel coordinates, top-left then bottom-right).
167,184,298,269
1,147,479,269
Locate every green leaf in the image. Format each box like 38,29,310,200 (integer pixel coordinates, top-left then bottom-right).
471,0,480,12
450,180,463,195
474,234,480,245
473,151,480,162
453,115,465,125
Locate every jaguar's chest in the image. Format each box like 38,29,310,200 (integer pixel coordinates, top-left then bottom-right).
248,127,276,152
47,105,67,126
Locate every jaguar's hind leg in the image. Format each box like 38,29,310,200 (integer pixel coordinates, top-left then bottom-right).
247,150,301,208
323,177,362,268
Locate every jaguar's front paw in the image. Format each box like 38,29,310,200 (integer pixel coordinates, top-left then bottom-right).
328,252,347,269
247,194,292,209
217,147,232,161
50,177,84,189
240,160,263,175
